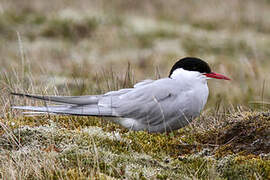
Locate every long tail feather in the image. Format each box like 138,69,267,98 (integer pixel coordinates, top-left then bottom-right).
11,92,99,105
12,104,116,117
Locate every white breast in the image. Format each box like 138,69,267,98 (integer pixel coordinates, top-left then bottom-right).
171,68,209,113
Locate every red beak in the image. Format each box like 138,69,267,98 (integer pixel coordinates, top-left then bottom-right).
204,72,231,80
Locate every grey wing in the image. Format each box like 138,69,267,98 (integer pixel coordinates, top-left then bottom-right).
133,79,154,88
104,78,192,132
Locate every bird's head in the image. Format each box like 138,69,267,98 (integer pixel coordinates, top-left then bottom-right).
169,57,231,80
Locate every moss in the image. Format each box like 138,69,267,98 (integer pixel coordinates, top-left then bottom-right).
1,111,270,179
217,155,270,180
191,112,270,157
5,111,269,159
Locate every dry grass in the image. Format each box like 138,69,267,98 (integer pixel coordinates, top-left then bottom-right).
0,0,270,179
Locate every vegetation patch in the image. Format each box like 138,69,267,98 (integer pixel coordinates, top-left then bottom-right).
1,111,269,179
194,112,270,157
41,17,98,40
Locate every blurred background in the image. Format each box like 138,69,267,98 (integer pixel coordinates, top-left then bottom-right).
1,0,270,112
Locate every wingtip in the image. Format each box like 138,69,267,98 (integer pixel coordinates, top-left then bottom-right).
10,92,24,96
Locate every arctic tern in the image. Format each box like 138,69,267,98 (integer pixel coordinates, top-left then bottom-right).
12,57,230,133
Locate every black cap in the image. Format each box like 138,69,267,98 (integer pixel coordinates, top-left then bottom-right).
169,57,211,77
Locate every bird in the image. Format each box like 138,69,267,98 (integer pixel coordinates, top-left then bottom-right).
11,57,230,133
